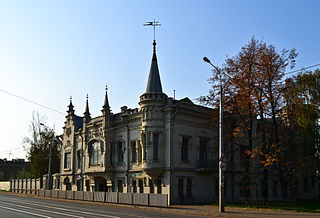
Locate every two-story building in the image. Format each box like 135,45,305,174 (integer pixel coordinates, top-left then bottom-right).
59,40,217,204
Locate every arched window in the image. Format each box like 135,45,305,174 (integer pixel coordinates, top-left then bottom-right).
89,141,102,165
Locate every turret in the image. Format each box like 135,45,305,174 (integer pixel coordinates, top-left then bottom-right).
67,96,75,120
102,86,111,128
139,40,167,102
139,39,167,168
83,94,91,123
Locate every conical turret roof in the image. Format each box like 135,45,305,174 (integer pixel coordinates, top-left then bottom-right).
145,40,163,94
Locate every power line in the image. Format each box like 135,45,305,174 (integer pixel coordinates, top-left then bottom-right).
284,63,320,76
0,89,65,115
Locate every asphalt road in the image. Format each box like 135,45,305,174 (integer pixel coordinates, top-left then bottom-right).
0,193,200,218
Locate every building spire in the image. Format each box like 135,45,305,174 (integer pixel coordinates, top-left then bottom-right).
67,96,74,114
102,85,111,113
145,40,163,94
84,94,90,117
66,96,75,120
143,20,163,94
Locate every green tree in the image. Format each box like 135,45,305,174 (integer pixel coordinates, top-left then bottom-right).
23,112,60,179
283,70,320,196
16,168,32,179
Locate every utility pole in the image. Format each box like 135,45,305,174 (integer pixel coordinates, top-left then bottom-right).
203,57,225,212
40,123,54,190
48,139,52,189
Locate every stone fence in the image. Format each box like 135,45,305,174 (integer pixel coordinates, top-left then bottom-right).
10,179,168,207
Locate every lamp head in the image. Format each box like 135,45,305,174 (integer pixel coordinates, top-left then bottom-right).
203,57,211,64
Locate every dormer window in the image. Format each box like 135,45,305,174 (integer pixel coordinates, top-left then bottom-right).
89,141,102,165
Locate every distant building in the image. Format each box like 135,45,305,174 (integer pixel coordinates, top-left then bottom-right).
59,40,318,204
0,159,29,181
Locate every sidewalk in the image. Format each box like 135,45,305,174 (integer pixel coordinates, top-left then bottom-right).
156,204,320,217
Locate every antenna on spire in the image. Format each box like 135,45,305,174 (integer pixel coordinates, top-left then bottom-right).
144,19,161,41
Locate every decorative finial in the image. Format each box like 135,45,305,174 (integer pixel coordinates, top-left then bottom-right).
68,95,74,115
144,19,161,43
153,40,157,53
84,93,91,118
102,84,111,113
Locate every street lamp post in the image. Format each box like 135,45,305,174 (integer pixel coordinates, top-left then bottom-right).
203,57,225,212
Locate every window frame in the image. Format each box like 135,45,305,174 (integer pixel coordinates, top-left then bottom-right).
64,152,71,169
181,137,189,161
89,141,102,166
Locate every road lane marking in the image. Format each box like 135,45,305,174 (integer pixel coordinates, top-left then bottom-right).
1,201,85,218
0,204,52,218
0,196,149,218
1,198,120,218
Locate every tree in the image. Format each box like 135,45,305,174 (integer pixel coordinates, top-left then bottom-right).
283,70,320,196
16,168,32,179
200,37,298,200
23,112,60,179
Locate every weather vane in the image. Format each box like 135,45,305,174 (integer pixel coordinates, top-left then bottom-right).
144,19,161,41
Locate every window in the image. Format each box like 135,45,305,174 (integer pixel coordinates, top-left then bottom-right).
153,133,159,160
137,140,142,163
89,141,101,165
187,179,192,197
77,150,81,169
64,152,71,169
178,178,184,199
110,143,113,165
117,180,123,192
199,138,208,162
118,142,123,164
141,134,146,161
131,141,137,163
181,137,189,161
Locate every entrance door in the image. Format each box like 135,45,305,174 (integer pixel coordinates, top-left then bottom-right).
94,177,106,192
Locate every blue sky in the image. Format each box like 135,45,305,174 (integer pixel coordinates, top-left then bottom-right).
0,0,320,159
